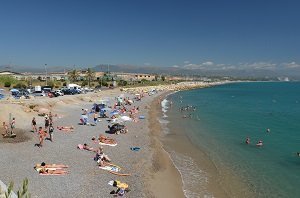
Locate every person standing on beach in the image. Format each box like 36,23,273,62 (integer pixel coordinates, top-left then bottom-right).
38,127,47,147
49,112,53,124
48,123,54,142
93,112,98,125
32,117,37,133
44,115,50,131
10,118,16,135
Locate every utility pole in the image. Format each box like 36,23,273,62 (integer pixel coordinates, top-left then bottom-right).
44,64,48,86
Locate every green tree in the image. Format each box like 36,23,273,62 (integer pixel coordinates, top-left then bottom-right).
68,69,79,82
161,76,166,81
85,68,95,87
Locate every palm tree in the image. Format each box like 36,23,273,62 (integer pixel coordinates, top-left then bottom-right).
68,69,79,82
85,68,95,87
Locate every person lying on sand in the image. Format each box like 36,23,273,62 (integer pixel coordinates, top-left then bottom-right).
77,143,95,151
57,126,74,131
36,162,68,175
99,135,116,144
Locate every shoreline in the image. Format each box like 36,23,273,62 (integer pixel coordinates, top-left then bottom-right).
161,87,256,198
146,91,185,198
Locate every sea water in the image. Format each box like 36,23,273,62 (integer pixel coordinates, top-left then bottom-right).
163,82,300,198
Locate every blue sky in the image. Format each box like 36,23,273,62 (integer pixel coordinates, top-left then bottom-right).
0,0,300,70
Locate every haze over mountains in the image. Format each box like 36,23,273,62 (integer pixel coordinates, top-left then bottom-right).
1,62,300,80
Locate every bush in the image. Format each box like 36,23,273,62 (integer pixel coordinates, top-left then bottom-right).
4,81,11,87
118,80,128,86
63,82,67,86
13,83,27,89
81,81,88,86
47,81,55,88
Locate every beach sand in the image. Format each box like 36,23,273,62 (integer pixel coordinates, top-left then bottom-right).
0,89,185,197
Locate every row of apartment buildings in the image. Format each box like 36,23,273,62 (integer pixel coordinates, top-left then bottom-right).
0,70,158,82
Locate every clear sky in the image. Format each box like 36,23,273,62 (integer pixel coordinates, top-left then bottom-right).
0,0,300,69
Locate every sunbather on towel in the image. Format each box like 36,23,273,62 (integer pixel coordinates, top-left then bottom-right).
38,167,68,175
99,135,116,144
57,126,74,131
77,143,94,151
36,162,68,175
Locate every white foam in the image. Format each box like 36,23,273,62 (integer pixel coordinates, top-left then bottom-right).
168,151,214,198
161,99,169,113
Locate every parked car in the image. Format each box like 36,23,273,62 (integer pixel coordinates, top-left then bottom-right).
61,89,76,95
33,91,45,97
54,90,64,96
0,93,5,100
49,91,60,97
73,88,81,94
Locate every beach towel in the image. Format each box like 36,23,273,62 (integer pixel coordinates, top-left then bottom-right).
99,165,120,172
34,164,68,169
130,147,140,151
39,172,68,176
99,142,118,147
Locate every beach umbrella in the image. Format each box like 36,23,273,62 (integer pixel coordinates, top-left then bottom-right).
120,116,132,121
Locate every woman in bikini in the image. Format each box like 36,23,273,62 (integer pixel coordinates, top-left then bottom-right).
98,135,116,144
32,117,37,133
36,162,68,175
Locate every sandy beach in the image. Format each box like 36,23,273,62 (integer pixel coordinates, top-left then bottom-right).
0,88,185,197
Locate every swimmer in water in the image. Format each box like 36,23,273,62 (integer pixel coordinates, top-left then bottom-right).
297,152,300,157
266,128,270,133
245,137,250,144
256,140,263,147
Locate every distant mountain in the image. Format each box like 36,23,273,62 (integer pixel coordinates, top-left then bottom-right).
93,64,300,80
1,64,300,80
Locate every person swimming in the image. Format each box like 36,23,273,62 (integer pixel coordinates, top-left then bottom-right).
245,137,250,144
256,140,263,147
266,128,270,133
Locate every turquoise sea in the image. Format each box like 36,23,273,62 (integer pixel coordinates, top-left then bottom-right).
163,82,300,198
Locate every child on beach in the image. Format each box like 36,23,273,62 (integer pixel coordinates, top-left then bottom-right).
11,118,16,134
93,112,98,125
38,127,47,147
32,117,37,132
2,122,9,136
